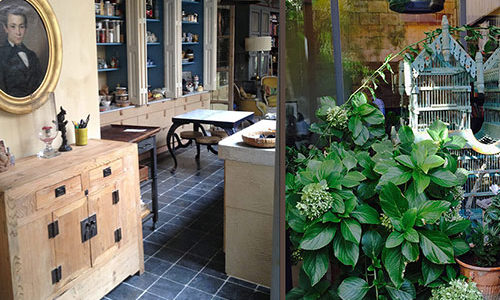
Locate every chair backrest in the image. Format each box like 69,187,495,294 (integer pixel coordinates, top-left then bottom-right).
233,83,243,106
261,76,278,89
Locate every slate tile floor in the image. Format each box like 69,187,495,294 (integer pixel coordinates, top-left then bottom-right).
103,147,270,300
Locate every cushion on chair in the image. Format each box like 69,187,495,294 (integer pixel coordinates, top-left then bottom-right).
196,136,222,145
209,130,229,138
180,131,203,139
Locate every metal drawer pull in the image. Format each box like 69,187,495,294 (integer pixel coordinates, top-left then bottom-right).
55,185,66,198
103,167,112,177
112,190,120,204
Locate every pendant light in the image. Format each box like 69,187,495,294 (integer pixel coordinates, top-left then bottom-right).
388,0,445,14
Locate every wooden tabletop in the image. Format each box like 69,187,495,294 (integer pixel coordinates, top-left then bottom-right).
100,124,161,143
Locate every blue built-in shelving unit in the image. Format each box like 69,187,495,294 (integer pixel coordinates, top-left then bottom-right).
99,0,128,91
182,0,203,85
146,0,165,90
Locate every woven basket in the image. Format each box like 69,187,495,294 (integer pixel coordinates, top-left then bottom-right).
242,130,276,148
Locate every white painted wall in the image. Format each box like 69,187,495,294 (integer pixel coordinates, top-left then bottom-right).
0,0,99,158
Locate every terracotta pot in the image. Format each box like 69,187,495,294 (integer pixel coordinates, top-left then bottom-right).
456,257,500,300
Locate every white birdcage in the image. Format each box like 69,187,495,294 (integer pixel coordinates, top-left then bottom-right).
476,47,500,142
400,16,500,206
403,16,477,132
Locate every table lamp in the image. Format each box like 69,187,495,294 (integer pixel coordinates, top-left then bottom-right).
245,36,272,80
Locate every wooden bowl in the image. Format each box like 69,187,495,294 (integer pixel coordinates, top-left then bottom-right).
242,130,276,148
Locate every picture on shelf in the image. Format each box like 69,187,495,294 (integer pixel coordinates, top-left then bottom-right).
0,0,48,98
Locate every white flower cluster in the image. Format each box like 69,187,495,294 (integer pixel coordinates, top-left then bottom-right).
430,279,483,300
296,182,333,220
326,106,348,130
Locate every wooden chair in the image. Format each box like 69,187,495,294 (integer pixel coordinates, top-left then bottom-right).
233,83,267,117
261,76,278,107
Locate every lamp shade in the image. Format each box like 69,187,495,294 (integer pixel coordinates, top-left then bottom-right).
245,36,272,52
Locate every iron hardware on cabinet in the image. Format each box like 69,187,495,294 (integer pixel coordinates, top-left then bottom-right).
48,220,59,239
80,214,98,243
112,190,120,204
114,228,122,243
51,266,62,284
103,167,112,177
55,185,66,198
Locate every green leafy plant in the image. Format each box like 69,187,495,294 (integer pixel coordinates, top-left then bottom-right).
466,193,500,267
286,95,471,299
429,279,483,300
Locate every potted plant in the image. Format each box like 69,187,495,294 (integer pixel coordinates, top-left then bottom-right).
285,20,500,300
456,192,500,300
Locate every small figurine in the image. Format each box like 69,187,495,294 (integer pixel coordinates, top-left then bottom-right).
0,140,10,173
54,106,72,152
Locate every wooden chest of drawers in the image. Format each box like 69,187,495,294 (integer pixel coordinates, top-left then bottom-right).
0,140,144,300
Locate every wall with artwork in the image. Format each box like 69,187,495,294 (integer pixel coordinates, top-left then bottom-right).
0,0,99,158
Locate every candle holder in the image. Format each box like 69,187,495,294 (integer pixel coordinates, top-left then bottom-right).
38,125,60,159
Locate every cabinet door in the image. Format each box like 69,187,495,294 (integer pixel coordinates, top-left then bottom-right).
249,8,260,36
260,9,270,35
53,197,92,287
17,213,56,300
88,180,121,266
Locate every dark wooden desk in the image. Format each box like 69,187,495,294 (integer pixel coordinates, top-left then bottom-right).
101,124,161,229
166,109,254,171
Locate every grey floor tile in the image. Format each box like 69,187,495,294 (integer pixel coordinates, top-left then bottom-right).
216,282,255,300
162,265,197,284
148,278,184,300
188,273,225,294
145,257,172,276
125,272,160,290
106,284,143,300
138,292,166,300
175,287,213,300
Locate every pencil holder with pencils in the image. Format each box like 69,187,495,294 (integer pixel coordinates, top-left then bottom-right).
75,128,88,146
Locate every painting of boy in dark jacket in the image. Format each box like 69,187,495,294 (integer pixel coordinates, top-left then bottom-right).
0,3,47,98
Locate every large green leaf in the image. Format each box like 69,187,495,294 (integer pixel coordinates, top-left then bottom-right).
364,109,385,125
338,277,370,300
385,280,416,300
429,120,448,140
395,155,415,169
441,219,471,236
405,182,428,208
341,219,362,244
412,171,430,193
357,182,378,200
348,116,363,138
351,92,367,107
403,228,419,243
374,159,398,175
383,247,406,288
322,211,341,223
316,160,338,181
372,140,394,154
386,231,405,248
421,258,444,286
361,230,383,260
379,167,412,186
333,234,359,267
399,126,415,144
421,155,445,174
443,135,467,150
288,207,306,233
416,201,450,225
451,238,470,256
401,241,419,262
429,169,458,187
419,230,454,264
343,152,357,171
351,204,380,224
300,224,337,250
402,208,417,230
357,103,377,116
341,171,366,188
380,183,409,219
303,248,330,286
354,126,370,146
330,192,346,214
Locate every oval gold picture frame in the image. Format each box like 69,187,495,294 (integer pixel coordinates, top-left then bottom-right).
0,0,62,114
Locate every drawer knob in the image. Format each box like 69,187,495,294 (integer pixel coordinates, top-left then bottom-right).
55,185,66,198
112,190,120,204
103,167,112,177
